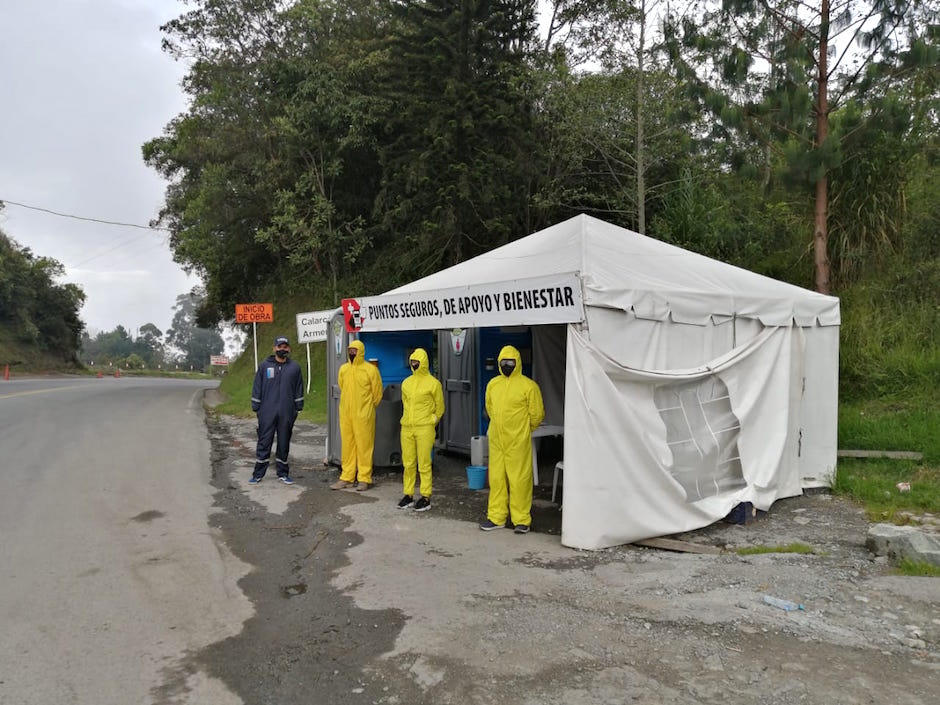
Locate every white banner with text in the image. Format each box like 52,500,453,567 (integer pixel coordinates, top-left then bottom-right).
342,272,584,333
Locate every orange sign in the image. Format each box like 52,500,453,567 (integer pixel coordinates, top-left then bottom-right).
235,303,273,323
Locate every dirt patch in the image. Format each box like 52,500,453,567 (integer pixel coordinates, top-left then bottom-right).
183,411,939,705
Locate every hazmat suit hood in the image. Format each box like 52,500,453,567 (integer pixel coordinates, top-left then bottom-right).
497,345,522,378
348,339,365,365
409,348,430,376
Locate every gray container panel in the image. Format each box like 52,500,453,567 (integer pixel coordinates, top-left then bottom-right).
374,383,403,467
438,328,478,454
326,311,350,465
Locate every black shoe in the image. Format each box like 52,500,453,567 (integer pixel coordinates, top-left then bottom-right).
397,495,414,509
413,497,431,512
479,519,504,531
514,524,530,534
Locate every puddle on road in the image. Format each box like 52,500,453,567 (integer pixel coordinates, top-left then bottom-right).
130,510,165,523
281,583,307,598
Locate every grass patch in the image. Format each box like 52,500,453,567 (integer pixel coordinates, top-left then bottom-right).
833,457,940,521
736,543,816,555
895,558,940,577
835,395,940,522
105,369,215,381
838,399,940,464
834,263,939,522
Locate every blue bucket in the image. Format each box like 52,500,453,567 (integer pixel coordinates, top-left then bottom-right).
466,465,487,490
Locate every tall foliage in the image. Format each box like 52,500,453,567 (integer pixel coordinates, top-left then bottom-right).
530,64,702,234
540,0,676,234
254,0,388,304
145,0,938,317
0,228,85,362
166,292,225,371
146,0,547,316
368,0,541,283
664,0,940,293
81,323,168,368
143,0,301,322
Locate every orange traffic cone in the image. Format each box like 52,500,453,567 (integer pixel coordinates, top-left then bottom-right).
97,371,103,378
114,369,121,378
3,364,9,381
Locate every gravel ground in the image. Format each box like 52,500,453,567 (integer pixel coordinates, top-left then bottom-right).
177,403,940,705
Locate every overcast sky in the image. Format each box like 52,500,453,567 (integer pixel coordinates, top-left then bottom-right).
0,0,195,337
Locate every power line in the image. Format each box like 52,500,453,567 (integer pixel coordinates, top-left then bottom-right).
0,197,171,232
69,232,164,269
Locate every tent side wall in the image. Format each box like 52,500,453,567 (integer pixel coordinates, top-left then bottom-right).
561,308,840,552
561,317,826,550
579,305,838,490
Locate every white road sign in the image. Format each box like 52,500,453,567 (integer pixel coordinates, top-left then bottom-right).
295,309,335,343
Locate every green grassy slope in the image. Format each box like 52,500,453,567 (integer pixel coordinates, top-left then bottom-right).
0,332,83,375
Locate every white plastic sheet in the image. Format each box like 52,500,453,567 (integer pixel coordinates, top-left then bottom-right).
561,325,804,549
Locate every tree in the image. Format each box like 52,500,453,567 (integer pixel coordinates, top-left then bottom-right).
530,64,702,234
146,0,395,315
0,228,85,362
82,322,171,368
144,0,298,323
82,325,134,365
665,0,940,293
255,0,387,304
135,323,166,367
366,0,542,280
540,0,667,233
166,292,224,371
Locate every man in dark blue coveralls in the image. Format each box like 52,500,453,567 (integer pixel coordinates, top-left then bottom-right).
249,336,305,485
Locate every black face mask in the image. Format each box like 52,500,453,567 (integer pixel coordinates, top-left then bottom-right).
275,349,289,360
499,360,516,377
348,351,357,363
410,360,420,371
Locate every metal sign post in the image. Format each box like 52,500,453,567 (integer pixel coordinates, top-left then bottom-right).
305,343,311,394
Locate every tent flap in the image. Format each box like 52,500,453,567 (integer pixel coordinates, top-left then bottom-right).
561,325,804,550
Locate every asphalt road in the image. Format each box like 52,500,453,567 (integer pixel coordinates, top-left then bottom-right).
0,376,248,705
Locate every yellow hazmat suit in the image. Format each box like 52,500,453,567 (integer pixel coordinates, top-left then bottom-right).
485,345,545,528
400,348,444,499
338,340,383,485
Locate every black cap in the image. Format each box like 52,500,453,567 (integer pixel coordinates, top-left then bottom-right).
274,336,290,346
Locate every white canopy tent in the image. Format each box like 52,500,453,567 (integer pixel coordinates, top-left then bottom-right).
371,214,840,549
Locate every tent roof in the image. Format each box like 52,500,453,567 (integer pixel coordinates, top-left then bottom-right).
387,214,840,327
